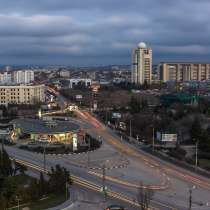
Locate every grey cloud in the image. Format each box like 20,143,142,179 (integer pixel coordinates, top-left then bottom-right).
0,0,209,65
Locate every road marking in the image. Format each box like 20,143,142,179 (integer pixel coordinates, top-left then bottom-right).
14,158,177,210
88,171,168,190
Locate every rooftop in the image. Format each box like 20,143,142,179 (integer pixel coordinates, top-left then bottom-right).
11,118,80,134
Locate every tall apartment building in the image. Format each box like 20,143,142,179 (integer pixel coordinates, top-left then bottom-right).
158,62,210,82
0,72,12,84
131,42,152,85
0,84,45,105
13,70,34,84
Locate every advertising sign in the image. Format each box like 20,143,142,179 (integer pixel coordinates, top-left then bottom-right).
93,102,97,110
76,95,83,99
112,112,122,119
161,134,177,142
73,134,78,151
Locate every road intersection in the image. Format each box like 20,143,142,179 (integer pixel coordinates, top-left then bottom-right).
5,89,210,209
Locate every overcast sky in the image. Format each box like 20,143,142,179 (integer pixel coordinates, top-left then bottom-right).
0,0,209,66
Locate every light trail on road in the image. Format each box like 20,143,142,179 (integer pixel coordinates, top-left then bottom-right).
98,125,210,191
14,158,177,210
43,90,210,209
88,170,169,191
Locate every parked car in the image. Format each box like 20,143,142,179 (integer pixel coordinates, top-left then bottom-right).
105,205,125,210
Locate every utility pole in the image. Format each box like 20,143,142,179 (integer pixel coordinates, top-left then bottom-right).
1,136,5,160
188,185,195,210
87,136,90,168
129,119,132,138
16,196,20,210
195,141,199,169
18,198,20,210
105,109,108,125
152,127,155,153
66,181,68,200
102,164,106,202
43,144,46,173
1,135,5,151
189,188,192,210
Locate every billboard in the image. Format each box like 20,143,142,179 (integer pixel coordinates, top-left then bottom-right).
73,134,78,151
112,112,121,119
161,134,177,142
75,95,83,99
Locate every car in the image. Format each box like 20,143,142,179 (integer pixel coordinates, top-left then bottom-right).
105,205,125,210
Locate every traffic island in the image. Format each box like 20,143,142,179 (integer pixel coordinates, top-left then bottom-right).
18,134,101,155
9,118,102,154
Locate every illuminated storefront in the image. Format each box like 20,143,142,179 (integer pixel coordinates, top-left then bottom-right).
11,118,83,144
30,132,74,143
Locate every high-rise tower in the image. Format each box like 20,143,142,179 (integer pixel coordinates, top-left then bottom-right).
131,42,152,85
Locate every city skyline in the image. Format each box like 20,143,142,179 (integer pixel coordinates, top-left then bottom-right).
0,0,210,65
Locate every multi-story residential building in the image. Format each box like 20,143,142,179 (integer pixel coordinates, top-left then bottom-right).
0,72,12,84
68,78,92,88
131,42,152,85
0,84,45,105
158,62,210,82
13,70,34,84
59,70,70,78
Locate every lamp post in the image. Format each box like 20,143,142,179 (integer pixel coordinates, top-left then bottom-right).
1,137,4,160
66,180,68,200
16,196,21,210
43,143,46,173
189,185,196,210
152,127,155,153
102,164,108,202
129,119,132,138
195,141,199,170
1,137,4,152
87,136,90,168
101,160,109,203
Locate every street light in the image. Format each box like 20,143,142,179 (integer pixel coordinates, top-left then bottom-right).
16,196,21,210
101,160,109,203
42,142,46,173
1,137,4,160
195,141,199,170
152,127,155,153
189,185,196,210
87,136,91,168
65,180,69,200
129,119,132,138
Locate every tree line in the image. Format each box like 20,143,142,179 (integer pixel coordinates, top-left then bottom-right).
0,149,72,209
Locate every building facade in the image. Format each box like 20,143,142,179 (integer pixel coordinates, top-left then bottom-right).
131,42,152,85
0,84,45,105
0,72,12,84
11,118,82,144
158,62,210,82
68,78,92,88
13,70,34,84
59,70,70,78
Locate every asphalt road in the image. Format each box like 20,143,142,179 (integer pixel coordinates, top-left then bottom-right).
4,120,206,210
5,90,210,210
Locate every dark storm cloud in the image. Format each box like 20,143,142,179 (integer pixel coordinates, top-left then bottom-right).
0,0,209,65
